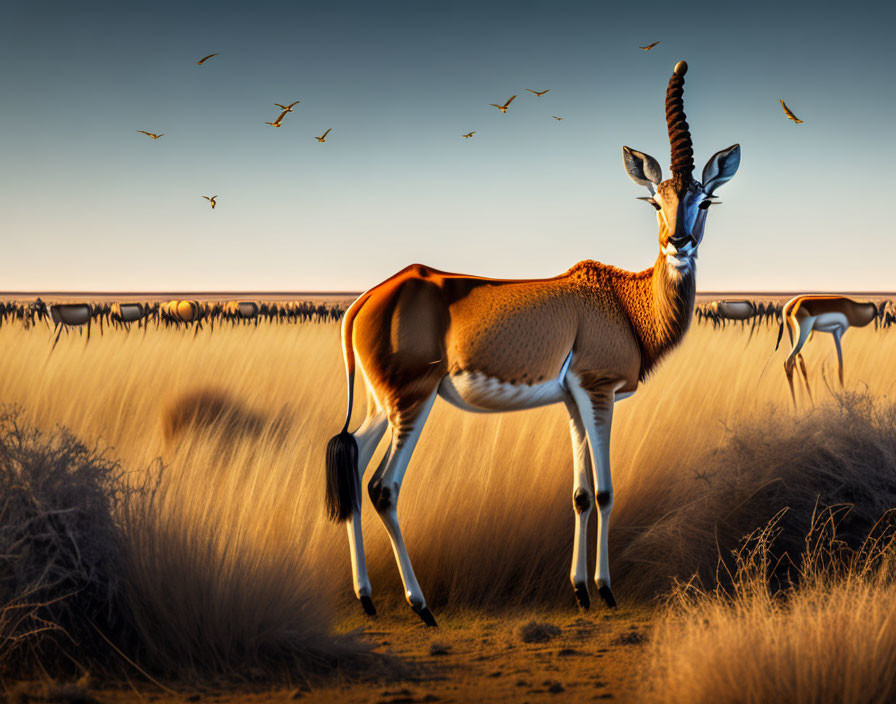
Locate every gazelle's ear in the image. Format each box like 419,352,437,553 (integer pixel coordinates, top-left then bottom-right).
702,144,740,195
623,146,662,192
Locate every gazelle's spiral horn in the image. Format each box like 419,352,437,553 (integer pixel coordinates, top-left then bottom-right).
665,61,694,181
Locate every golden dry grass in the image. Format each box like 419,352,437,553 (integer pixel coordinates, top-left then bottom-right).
641,511,896,704
2,317,896,687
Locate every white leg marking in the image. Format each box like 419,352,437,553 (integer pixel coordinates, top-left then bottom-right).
567,377,621,593
565,397,593,595
373,389,438,608
346,411,388,599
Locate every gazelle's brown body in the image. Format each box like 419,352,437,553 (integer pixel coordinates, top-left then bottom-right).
347,256,693,429
777,295,878,403
326,61,740,626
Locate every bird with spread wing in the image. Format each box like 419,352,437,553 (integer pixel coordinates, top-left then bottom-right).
275,100,300,112
526,89,550,97
265,110,289,127
137,130,164,139
202,195,218,209
315,128,332,143
196,53,219,65
489,95,516,113
640,41,660,50
462,132,475,138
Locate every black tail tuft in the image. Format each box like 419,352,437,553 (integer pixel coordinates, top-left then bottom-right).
325,429,359,522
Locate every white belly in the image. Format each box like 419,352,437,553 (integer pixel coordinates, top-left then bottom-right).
813,312,849,333
438,372,567,413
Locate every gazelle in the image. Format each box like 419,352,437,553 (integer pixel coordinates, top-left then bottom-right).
776,295,879,403
325,61,740,626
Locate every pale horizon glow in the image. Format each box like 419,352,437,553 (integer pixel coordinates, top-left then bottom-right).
2,1,894,292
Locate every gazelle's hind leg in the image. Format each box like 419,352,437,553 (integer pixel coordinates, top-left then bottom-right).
784,316,813,408
368,389,439,626
345,393,388,616
833,328,845,386
564,397,594,610
797,354,813,403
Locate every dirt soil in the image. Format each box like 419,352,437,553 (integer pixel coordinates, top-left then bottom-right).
5,607,654,703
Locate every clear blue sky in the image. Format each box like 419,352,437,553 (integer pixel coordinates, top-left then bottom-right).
1,0,894,291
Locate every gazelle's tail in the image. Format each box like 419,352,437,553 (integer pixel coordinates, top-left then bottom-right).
325,299,363,523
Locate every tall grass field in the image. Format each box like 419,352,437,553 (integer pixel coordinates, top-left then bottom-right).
2,315,896,700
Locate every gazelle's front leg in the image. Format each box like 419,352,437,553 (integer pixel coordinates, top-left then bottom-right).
564,397,593,610
567,376,621,608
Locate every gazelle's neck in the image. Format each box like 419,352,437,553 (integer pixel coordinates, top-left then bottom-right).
613,253,696,380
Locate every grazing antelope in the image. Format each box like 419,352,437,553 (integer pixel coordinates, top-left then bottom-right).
315,129,332,143
197,53,219,65
526,89,550,96
137,130,164,139
325,61,740,626
110,302,147,329
49,303,92,349
489,95,516,113
776,295,879,403
203,195,218,209
640,41,660,51
223,300,259,324
780,99,803,124
160,300,205,331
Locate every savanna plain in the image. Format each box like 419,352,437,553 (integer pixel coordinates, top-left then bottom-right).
3,304,896,704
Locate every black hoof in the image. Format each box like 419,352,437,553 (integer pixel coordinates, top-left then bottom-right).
360,595,377,617
597,581,617,609
573,582,590,611
412,605,438,627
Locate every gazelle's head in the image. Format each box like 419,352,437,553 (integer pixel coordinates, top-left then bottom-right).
623,61,740,273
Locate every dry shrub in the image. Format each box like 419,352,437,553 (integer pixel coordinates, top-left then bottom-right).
613,390,896,600
0,410,130,676
640,510,896,704
0,409,376,684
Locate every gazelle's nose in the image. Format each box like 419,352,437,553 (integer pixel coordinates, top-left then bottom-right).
669,233,696,248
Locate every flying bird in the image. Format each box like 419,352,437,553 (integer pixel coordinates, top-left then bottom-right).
780,99,803,124
196,53,219,65
275,100,300,112
137,130,164,139
526,89,550,97
552,116,563,120
202,195,217,209
265,110,289,127
489,95,517,113
462,131,475,138
315,128,332,143
640,41,660,51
